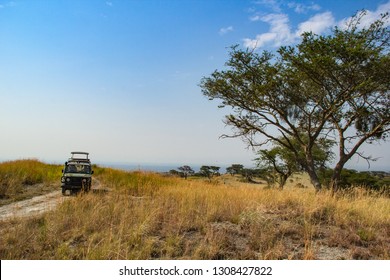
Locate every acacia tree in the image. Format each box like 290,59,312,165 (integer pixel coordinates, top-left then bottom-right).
226,164,244,176
199,165,220,181
200,11,390,191
177,165,194,179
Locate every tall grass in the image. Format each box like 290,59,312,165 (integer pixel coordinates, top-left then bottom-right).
0,159,61,203
0,167,389,260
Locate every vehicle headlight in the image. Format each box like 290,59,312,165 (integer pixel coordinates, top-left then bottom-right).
66,178,71,182
82,179,87,183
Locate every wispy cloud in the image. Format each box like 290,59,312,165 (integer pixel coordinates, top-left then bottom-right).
106,1,113,7
219,26,234,35
243,13,295,48
249,14,261,22
243,0,390,49
296,11,335,36
338,0,390,29
287,2,321,14
254,0,282,13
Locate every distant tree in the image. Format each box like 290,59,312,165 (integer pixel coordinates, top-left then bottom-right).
319,168,390,193
226,164,244,176
256,148,295,189
200,165,220,181
200,11,390,192
177,165,194,179
169,169,181,176
240,168,270,184
240,168,253,183
256,136,334,189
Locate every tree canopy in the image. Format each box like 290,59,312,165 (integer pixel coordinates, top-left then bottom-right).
199,165,220,181
177,165,194,179
226,164,244,176
200,11,390,191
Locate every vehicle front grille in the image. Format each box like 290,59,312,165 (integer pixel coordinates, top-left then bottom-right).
66,177,84,186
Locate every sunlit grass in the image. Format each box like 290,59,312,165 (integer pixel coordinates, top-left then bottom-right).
0,163,389,260
0,159,62,204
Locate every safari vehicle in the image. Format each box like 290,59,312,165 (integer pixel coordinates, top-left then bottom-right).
61,152,94,195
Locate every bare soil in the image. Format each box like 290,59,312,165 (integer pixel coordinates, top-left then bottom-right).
0,178,105,221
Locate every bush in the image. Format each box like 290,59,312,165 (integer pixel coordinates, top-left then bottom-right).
319,168,390,192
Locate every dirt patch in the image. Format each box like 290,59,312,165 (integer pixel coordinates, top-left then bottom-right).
0,190,65,220
0,178,105,221
314,244,350,259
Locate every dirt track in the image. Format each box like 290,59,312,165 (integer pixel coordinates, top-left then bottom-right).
0,179,104,221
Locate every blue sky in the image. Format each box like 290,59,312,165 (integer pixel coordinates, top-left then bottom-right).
1,0,389,170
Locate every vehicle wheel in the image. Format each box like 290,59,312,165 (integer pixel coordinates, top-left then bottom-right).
62,187,66,195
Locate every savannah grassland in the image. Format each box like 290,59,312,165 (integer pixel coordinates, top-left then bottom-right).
0,160,61,206
0,160,389,260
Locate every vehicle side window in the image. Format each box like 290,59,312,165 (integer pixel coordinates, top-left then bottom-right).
84,166,91,173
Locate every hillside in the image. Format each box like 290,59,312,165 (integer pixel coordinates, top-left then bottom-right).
0,161,389,259
0,160,61,206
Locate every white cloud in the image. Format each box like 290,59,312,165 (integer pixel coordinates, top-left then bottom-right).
244,13,295,48
243,34,275,49
338,0,390,29
296,11,335,36
106,1,113,7
288,2,321,14
219,26,234,35
250,15,261,22
245,1,390,49
244,11,334,48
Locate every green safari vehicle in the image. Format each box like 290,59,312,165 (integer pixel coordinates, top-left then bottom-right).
61,152,94,195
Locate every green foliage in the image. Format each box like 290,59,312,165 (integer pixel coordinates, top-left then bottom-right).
177,165,194,179
200,11,390,191
319,168,390,191
226,164,244,176
237,168,265,184
199,166,220,181
169,169,181,176
256,135,334,189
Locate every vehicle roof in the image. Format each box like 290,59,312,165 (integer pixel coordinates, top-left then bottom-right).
68,151,91,163
71,151,89,155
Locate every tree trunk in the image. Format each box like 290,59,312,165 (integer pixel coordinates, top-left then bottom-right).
278,171,292,190
330,160,346,193
278,174,287,190
305,150,322,191
306,167,322,192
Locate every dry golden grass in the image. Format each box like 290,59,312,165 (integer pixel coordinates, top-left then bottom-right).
0,165,389,260
0,159,61,205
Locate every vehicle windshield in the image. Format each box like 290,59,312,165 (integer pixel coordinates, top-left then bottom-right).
65,164,91,174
